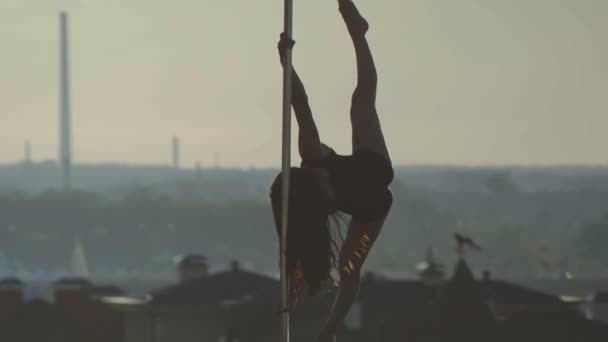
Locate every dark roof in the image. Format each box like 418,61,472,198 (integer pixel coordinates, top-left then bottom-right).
439,258,487,302
452,258,475,282
89,285,125,297
229,283,335,339
0,277,24,286
499,309,608,342
234,283,335,311
444,259,562,307
359,278,435,304
0,299,79,342
437,258,495,327
148,269,279,306
175,254,208,267
360,262,563,309
590,291,608,302
53,277,92,287
482,280,562,304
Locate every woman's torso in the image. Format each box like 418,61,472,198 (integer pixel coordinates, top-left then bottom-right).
301,148,394,223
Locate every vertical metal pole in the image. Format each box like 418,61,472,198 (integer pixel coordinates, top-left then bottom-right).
280,0,294,342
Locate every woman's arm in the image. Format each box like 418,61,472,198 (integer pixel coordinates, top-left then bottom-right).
278,33,323,161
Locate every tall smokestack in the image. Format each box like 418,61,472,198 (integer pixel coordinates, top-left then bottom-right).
24,141,32,163
172,136,180,169
59,12,72,190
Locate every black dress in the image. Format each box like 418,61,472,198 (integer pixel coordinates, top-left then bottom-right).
301,148,394,223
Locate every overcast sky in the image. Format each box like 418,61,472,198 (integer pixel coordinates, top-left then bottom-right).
1,0,606,167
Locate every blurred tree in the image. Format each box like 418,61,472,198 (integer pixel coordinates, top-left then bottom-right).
579,217,608,260
485,173,518,194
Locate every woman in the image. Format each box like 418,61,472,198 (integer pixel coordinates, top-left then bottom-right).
270,1,393,341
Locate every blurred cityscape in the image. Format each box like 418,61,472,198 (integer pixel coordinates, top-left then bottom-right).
1,159,608,341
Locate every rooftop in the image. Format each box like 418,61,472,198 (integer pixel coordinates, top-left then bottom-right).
147,269,278,306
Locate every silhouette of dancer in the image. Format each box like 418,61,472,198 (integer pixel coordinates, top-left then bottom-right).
270,1,392,341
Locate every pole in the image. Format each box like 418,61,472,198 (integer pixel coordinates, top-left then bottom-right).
280,0,294,341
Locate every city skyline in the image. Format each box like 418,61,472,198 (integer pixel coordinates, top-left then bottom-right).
1,0,607,168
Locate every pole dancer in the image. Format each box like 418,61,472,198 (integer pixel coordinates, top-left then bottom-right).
271,1,394,341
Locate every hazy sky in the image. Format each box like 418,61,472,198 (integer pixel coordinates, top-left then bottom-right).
1,0,607,167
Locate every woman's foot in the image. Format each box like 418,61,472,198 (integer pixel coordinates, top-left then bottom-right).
338,0,369,36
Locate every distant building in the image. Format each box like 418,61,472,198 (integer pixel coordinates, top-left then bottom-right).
480,270,566,320
417,246,446,287
0,277,24,321
585,291,608,323
436,258,496,341
103,257,279,342
0,298,79,341
359,259,608,342
174,254,209,282
0,277,123,342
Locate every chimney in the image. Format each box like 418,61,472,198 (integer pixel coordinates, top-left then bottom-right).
482,270,491,282
231,260,240,273
172,136,180,169
59,11,72,190
176,254,208,283
0,277,24,320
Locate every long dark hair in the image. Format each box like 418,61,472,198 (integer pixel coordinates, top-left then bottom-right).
270,167,340,301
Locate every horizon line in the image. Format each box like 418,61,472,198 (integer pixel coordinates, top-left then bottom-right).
1,160,607,170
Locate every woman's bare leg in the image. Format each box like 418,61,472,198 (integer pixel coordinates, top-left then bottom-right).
316,219,384,341
339,0,390,161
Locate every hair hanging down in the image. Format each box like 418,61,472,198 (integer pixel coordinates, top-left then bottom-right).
270,167,342,302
